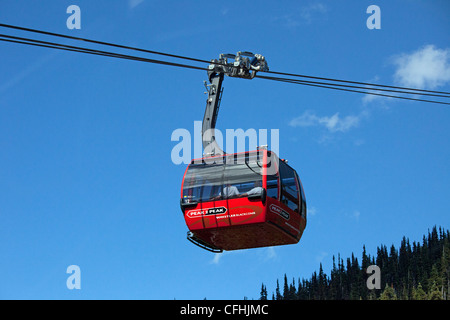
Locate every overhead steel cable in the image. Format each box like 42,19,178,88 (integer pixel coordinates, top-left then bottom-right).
263,70,450,97
255,75,450,99
1,25,450,105
0,23,214,66
256,75,450,106
1,23,449,98
1,34,448,105
0,34,207,72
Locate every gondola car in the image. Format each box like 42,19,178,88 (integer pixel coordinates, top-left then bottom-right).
180,149,306,252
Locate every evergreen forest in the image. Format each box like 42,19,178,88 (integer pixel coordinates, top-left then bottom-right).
258,226,450,300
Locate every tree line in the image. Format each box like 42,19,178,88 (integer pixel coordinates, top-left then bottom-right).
259,226,450,300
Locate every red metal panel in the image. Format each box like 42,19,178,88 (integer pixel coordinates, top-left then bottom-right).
184,198,266,231
266,197,303,241
181,150,307,251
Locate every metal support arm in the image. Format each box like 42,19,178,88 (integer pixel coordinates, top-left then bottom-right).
201,52,269,156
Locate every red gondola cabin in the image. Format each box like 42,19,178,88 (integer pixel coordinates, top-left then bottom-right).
180,149,306,252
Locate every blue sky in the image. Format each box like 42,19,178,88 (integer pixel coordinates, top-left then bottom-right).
0,0,449,299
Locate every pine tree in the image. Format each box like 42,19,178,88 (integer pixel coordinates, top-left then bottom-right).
440,238,450,300
275,279,282,300
386,245,399,289
412,283,427,300
427,281,443,300
297,278,308,300
367,290,377,300
259,283,268,300
329,255,339,300
376,244,388,291
289,278,297,300
282,274,289,300
427,264,442,293
318,263,327,300
309,271,319,300
420,235,430,291
398,236,412,297
429,227,440,265
379,284,397,300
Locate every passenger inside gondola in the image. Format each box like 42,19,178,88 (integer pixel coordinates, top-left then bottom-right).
218,183,240,199
242,180,263,197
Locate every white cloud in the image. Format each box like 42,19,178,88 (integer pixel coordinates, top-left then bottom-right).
273,2,328,28
307,206,317,217
393,45,450,89
353,139,365,147
210,252,223,264
361,75,390,105
209,247,276,265
300,3,328,24
315,251,328,264
362,90,386,104
265,247,277,260
289,110,361,133
129,0,144,9
344,210,360,221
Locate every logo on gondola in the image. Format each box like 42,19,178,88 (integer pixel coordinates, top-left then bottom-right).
269,204,290,220
186,206,227,219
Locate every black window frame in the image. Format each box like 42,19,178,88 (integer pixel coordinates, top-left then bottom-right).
278,160,300,214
